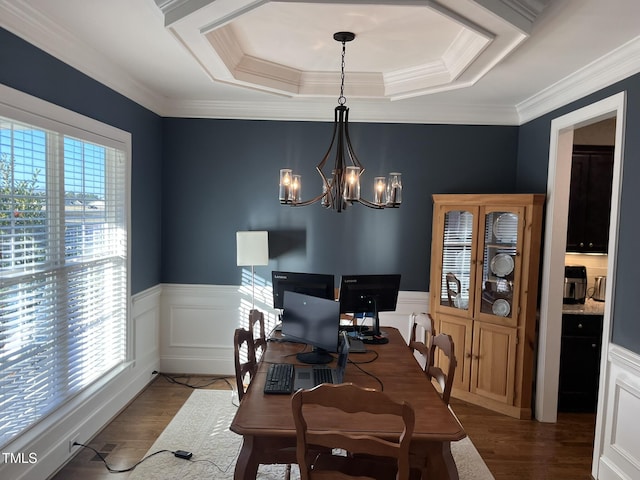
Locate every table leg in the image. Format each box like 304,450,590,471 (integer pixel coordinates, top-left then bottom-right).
233,435,298,479
423,441,459,480
234,435,259,480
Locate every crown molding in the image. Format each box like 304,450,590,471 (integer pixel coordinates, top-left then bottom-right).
0,0,166,115
474,0,550,34
160,97,520,125
516,35,640,124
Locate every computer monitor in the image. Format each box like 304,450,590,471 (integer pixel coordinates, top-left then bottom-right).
271,271,335,310
281,291,341,364
338,274,401,344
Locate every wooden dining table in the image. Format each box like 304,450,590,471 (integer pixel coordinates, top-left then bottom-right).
229,327,466,480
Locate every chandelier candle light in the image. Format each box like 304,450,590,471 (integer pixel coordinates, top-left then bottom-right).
279,32,402,212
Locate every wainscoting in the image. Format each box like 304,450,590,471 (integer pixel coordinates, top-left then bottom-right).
596,345,640,480
159,283,430,375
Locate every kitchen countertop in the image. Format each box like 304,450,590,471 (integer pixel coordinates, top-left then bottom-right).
562,298,605,315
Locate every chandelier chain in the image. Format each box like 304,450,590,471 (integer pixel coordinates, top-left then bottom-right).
338,40,346,106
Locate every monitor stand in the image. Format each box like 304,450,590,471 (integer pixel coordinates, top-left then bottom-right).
296,348,333,365
361,312,389,345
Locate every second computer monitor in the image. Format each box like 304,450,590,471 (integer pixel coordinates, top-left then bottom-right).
271,271,335,310
339,274,401,314
339,274,401,339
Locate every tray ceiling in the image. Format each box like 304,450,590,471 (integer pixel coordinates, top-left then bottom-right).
159,0,527,100
2,0,640,124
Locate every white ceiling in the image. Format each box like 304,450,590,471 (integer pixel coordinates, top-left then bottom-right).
2,0,640,125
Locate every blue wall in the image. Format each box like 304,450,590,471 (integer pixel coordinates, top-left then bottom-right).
517,74,640,354
160,118,519,291
0,28,164,294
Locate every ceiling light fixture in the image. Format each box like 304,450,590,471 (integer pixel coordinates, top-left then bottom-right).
279,32,402,212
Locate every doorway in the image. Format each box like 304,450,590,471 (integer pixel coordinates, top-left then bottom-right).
535,92,626,478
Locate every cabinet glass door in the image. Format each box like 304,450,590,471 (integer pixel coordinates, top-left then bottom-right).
439,209,475,311
477,208,523,324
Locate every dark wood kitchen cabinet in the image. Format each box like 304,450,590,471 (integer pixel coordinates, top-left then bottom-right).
566,145,614,253
558,314,603,412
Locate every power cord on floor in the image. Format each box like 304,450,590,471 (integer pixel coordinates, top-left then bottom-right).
152,371,240,408
152,371,234,390
72,442,182,473
73,439,241,475
187,440,243,475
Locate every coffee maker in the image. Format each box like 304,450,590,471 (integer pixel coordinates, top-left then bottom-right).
563,265,587,304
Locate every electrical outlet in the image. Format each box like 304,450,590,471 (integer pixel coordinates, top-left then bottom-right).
68,436,80,453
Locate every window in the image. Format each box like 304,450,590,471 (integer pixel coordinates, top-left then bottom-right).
0,91,129,448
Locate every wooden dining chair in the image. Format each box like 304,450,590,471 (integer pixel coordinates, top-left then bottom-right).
426,333,457,405
291,383,415,480
248,308,267,359
408,312,435,371
233,328,257,402
233,327,292,479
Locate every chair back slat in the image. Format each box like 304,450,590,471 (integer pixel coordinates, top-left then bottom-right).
408,312,435,371
427,333,457,405
292,383,415,480
248,309,267,358
234,328,257,401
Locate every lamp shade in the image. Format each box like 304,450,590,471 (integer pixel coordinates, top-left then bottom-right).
236,231,269,266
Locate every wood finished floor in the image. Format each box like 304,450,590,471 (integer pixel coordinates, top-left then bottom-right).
51,375,596,480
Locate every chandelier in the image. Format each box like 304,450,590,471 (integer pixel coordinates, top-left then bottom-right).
279,32,402,212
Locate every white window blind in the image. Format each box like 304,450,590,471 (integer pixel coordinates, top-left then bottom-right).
0,115,127,448
440,210,474,307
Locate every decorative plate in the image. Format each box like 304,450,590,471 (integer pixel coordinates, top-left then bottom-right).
492,299,511,317
490,253,514,277
493,213,518,243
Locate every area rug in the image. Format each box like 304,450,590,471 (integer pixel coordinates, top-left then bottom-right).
128,389,494,480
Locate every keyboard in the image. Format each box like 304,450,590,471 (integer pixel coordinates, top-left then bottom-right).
313,367,333,385
264,363,294,394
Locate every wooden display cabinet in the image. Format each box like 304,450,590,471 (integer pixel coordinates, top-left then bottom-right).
429,194,544,418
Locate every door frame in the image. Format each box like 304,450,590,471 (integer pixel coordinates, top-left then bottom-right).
535,92,626,412
535,92,626,475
